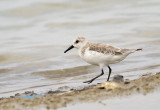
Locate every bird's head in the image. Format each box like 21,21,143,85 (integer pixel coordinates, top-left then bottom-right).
64,37,87,53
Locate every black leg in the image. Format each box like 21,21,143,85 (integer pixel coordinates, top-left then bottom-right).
107,65,112,81
83,69,104,84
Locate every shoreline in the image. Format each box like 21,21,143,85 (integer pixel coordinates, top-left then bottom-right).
0,72,160,110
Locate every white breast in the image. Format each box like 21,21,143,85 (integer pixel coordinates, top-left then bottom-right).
79,47,130,66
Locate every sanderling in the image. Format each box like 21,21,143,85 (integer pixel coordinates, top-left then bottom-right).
64,37,142,84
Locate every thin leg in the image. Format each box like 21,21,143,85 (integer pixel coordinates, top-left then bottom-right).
83,69,104,84
107,65,112,81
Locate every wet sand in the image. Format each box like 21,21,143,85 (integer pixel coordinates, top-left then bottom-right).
0,72,160,110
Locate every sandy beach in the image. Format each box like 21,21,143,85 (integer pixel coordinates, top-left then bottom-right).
0,72,160,110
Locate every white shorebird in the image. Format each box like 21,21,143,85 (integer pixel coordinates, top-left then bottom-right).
64,37,142,84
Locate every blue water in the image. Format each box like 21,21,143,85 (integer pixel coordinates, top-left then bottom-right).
20,95,41,99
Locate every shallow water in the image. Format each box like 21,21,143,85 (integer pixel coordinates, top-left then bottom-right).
59,91,160,110
0,0,160,97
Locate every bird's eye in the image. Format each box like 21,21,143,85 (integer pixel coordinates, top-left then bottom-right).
75,40,79,43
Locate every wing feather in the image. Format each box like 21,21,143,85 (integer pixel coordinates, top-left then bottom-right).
88,42,122,55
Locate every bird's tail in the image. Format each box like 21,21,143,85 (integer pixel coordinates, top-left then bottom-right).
127,48,142,53
121,48,142,53
136,48,142,51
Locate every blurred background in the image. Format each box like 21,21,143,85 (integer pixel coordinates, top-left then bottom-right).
0,0,160,97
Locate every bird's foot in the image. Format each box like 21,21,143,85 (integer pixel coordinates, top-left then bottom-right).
83,80,93,84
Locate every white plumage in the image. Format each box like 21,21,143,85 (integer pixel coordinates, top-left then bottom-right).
64,37,142,84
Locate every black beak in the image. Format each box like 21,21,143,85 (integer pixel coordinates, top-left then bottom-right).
64,45,74,53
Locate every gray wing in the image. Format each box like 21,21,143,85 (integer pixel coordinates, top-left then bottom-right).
89,43,123,55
